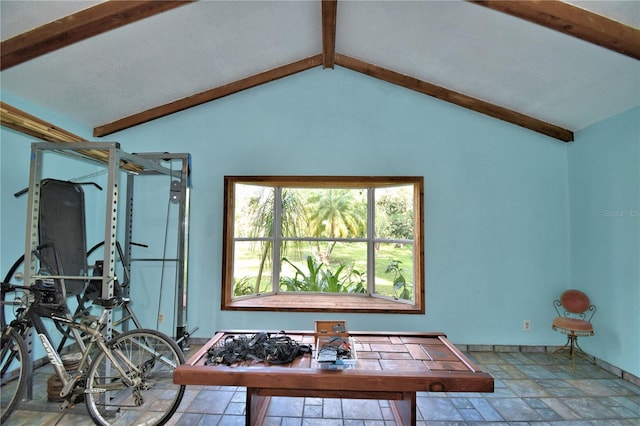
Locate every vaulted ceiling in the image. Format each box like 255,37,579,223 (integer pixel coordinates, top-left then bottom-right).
1,1,639,143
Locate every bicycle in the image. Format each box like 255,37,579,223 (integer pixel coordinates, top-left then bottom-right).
0,281,185,425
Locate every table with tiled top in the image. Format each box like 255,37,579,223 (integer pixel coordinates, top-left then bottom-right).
173,330,494,425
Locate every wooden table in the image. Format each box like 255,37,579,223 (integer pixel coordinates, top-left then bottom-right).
174,330,493,425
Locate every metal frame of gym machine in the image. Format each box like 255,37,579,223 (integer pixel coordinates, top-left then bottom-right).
23,142,193,348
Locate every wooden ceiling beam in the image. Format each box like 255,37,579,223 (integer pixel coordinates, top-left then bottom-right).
1,0,193,71
94,55,323,137
335,54,574,142
322,0,338,68
470,0,640,60
0,102,143,172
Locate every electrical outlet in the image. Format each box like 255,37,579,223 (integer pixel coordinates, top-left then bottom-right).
523,320,531,331
158,313,164,323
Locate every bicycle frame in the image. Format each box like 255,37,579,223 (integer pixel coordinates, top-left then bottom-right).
4,287,141,409
3,270,186,426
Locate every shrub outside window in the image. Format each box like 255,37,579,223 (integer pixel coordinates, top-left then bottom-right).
222,176,424,313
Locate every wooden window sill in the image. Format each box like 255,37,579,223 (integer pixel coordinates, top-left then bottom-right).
223,294,423,314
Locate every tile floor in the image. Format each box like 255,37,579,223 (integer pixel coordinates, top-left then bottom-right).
4,348,640,425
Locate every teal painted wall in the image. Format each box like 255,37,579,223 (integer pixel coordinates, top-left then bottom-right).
2,66,634,376
103,67,571,347
569,106,640,376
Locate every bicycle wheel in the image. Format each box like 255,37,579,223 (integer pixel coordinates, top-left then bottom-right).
84,329,185,425
1,328,30,423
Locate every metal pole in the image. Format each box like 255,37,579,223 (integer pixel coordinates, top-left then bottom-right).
101,143,122,338
122,173,135,332
175,155,191,347
22,143,44,400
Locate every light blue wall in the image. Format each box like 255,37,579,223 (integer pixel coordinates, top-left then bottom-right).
1,67,570,344
6,67,633,372
569,106,640,376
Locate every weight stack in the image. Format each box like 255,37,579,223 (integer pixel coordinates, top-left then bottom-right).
47,353,83,402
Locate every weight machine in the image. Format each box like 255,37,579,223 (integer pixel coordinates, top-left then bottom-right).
20,142,195,346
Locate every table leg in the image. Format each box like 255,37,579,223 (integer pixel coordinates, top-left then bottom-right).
388,392,416,426
246,388,271,426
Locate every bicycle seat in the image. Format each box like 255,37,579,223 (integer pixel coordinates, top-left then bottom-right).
92,297,125,309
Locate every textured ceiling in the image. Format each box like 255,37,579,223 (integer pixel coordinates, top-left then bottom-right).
1,1,639,140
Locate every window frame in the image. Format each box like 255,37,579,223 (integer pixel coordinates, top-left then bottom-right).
221,176,425,314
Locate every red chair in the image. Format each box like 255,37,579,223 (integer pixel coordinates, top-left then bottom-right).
552,289,596,368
